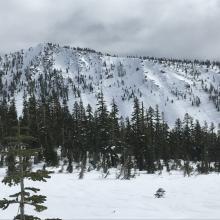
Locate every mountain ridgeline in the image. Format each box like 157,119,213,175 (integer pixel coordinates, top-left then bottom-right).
0,42,220,126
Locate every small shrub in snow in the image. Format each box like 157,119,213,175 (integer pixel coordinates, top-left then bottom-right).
154,188,166,198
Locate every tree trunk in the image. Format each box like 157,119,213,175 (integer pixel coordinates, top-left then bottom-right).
19,146,25,220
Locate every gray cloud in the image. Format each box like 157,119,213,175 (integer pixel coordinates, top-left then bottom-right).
0,0,220,60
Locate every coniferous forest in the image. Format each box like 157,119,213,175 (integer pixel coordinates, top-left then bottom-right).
0,91,220,178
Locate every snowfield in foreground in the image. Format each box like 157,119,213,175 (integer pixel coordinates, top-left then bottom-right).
1,168,220,219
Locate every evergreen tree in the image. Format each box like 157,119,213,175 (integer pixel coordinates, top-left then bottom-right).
131,97,144,170
0,122,52,220
145,106,156,173
95,90,110,173
109,98,120,166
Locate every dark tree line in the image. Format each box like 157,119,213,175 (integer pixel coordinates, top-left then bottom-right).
0,94,220,176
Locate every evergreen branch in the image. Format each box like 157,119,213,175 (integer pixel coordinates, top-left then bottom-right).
2,173,21,186
25,187,40,193
0,198,19,210
2,170,52,186
34,204,47,212
14,214,41,220
25,170,53,182
9,191,30,198
24,202,48,212
3,147,42,157
25,195,47,204
24,195,48,212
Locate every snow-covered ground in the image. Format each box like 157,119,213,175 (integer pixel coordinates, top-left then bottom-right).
1,167,220,219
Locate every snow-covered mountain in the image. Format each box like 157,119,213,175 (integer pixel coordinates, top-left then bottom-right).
0,43,220,126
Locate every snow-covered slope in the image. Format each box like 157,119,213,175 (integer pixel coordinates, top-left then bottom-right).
0,43,220,126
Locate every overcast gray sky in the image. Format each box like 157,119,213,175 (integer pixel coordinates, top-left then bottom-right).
0,0,220,60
